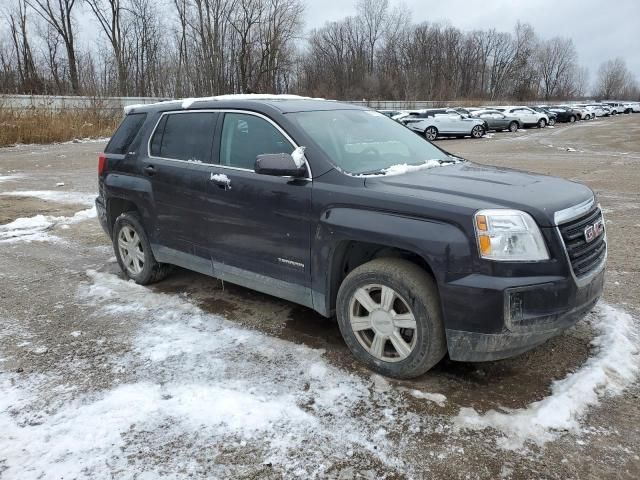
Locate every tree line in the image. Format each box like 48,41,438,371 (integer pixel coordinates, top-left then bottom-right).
1,0,638,101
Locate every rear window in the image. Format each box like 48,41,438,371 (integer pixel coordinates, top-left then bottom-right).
150,112,217,163
105,113,147,154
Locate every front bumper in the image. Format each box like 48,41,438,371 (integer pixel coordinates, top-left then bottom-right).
441,262,605,362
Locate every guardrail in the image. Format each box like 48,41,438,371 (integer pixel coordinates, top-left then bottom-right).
0,94,581,112
0,94,165,112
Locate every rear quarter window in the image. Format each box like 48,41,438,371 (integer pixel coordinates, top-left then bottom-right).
105,113,147,154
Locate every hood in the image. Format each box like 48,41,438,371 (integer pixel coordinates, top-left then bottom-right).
364,162,594,227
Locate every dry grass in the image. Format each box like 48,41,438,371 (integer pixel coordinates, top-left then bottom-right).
0,108,120,147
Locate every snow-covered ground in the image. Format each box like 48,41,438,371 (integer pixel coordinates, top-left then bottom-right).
455,303,639,450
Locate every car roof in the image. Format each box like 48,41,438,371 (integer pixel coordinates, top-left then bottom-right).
124,94,364,115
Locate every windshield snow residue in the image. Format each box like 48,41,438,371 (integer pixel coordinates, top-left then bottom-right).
355,159,458,177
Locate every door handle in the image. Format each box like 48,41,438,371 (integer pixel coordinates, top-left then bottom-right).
210,173,231,189
144,165,156,176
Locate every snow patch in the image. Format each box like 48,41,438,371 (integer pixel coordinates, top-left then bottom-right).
357,159,447,177
454,303,640,450
0,174,24,183
0,269,409,477
408,390,447,407
210,173,231,187
0,207,96,243
0,190,95,206
181,94,325,109
291,146,307,168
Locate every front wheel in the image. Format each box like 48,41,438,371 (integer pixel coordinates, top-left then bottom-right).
548,117,556,126
424,126,438,141
471,125,485,138
537,118,547,128
569,115,576,123
113,212,172,285
336,258,447,379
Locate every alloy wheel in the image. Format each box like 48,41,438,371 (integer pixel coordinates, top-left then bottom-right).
348,284,418,362
118,226,145,276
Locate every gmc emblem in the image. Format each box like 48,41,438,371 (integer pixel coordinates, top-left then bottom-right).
584,219,605,243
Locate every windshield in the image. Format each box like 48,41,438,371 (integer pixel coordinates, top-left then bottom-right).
289,109,451,175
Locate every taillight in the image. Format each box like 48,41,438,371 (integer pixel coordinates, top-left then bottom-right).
98,153,106,176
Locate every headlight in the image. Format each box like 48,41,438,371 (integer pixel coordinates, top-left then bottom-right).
474,209,549,261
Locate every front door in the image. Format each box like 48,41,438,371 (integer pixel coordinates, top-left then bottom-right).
203,111,313,306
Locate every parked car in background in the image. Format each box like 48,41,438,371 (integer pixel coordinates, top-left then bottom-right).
603,102,624,115
495,106,549,128
470,109,522,132
622,102,640,113
578,104,609,117
401,109,486,140
531,107,557,126
546,106,578,123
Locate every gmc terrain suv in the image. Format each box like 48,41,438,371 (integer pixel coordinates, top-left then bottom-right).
96,95,606,379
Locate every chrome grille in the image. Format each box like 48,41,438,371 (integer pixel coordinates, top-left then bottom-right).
558,207,606,277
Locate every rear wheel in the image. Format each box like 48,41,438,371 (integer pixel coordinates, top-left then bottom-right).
537,118,547,128
471,125,484,138
508,121,519,132
336,258,447,379
424,126,438,141
113,212,172,285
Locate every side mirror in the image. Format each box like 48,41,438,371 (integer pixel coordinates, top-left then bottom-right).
255,153,306,177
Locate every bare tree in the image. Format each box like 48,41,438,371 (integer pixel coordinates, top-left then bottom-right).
25,0,80,93
84,0,130,95
595,57,635,99
536,37,577,100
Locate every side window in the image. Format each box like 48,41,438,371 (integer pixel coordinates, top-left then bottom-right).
106,113,147,154
150,112,217,162
220,113,294,170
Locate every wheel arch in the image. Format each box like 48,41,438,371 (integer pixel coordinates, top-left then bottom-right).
313,208,472,318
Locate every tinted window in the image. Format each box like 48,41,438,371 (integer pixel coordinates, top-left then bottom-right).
220,113,293,169
106,113,147,154
151,112,217,162
291,109,450,175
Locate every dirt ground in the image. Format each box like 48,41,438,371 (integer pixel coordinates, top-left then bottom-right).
0,115,639,479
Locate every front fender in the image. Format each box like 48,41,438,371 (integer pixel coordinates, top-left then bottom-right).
311,207,472,315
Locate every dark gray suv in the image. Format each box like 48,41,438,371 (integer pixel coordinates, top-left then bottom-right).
96,95,606,378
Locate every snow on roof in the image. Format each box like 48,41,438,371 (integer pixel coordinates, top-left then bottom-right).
124,94,326,113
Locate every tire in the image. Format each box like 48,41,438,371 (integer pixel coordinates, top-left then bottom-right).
424,126,438,141
548,117,556,126
508,121,519,132
612,110,617,116
336,258,447,379
537,118,547,128
471,125,484,138
112,212,172,285
569,115,576,123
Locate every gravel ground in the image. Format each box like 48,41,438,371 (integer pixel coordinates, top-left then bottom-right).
0,115,639,479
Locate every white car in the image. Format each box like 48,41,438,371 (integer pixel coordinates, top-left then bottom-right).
623,102,640,113
400,109,486,140
603,102,625,115
568,106,593,120
494,106,549,128
578,104,609,117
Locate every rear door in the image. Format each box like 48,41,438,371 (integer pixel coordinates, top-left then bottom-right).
201,111,313,304
143,111,219,254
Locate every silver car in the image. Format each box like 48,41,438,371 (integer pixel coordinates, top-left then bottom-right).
401,109,486,140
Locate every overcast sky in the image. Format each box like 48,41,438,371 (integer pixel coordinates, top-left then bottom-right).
305,0,640,83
